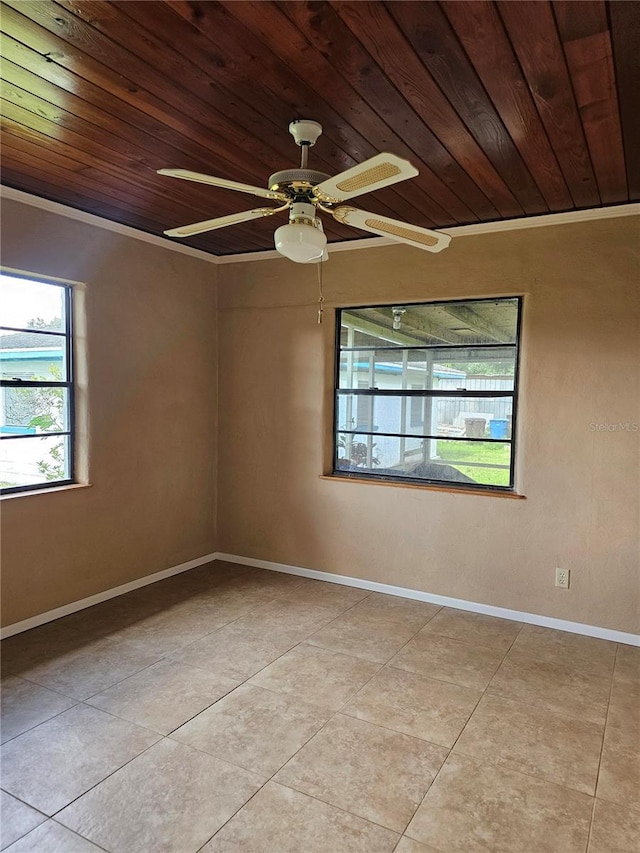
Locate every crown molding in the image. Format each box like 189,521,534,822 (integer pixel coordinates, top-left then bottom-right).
216,202,640,263
0,186,220,265
2,185,638,267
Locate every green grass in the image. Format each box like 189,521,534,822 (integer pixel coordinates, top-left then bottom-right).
436,440,511,487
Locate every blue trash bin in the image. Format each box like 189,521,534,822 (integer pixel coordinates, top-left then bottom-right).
489,419,509,439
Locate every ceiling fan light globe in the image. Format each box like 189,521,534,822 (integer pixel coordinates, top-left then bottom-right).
274,222,327,263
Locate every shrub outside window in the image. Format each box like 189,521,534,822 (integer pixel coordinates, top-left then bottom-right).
334,297,522,491
1,273,74,494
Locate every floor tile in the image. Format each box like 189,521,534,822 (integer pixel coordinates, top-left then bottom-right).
615,644,640,684
14,636,160,701
406,753,593,852
106,602,234,656
57,739,261,853
233,597,337,636
390,632,506,690
597,735,640,811
50,594,165,644
606,678,640,751
3,821,103,852
86,659,238,734
453,693,604,794
0,621,86,677
394,839,440,853
0,792,45,850
588,798,640,852
171,683,329,777
281,579,370,611
306,611,418,663
419,608,522,651
274,714,447,832
0,704,159,814
3,566,635,853
249,644,379,711
202,781,399,852
348,594,440,631
488,650,611,724
509,624,616,676
1,677,75,743
234,568,309,595
343,666,481,748
170,621,305,681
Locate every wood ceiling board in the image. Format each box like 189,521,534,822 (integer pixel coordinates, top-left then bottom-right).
73,0,433,230
1,2,284,185
1,0,637,257
279,0,495,222
183,0,454,226
553,1,627,204
440,0,572,212
386,1,547,216
1,2,407,240
609,1,640,198
496,0,601,208
0,31,278,187
330,1,525,219
224,0,475,222
0,86,288,245
0,35,352,243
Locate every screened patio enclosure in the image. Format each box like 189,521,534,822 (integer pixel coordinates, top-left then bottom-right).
335,298,521,490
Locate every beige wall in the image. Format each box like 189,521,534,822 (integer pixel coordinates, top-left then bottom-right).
1,199,218,626
217,216,640,634
2,202,638,635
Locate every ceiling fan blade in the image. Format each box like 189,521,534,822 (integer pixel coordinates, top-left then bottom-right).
314,153,418,202
164,207,286,238
157,169,288,202
333,207,451,253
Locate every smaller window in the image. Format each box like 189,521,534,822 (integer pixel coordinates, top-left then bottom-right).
334,297,521,491
1,273,74,494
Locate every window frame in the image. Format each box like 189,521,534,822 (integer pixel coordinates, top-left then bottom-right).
1,274,75,495
332,296,523,493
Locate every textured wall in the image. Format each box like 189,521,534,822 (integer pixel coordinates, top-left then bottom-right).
1,200,218,625
217,216,640,633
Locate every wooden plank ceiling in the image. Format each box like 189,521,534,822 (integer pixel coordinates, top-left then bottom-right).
1,0,638,257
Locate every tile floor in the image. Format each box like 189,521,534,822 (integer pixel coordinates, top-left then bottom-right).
1,560,638,852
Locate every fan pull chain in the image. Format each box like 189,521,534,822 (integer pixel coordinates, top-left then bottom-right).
317,260,325,325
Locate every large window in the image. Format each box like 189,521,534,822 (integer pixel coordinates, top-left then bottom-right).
334,297,521,491
1,273,74,494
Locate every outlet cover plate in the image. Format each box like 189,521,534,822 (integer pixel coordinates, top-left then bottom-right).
555,568,570,589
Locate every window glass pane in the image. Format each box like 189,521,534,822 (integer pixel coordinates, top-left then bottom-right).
339,347,516,391
0,434,71,489
337,394,513,438
0,274,66,332
1,386,69,433
342,298,518,347
336,433,511,488
0,331,68,381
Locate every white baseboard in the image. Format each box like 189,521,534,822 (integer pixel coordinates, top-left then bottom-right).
3,550,638,647
216,552,640,647
0,553,218,639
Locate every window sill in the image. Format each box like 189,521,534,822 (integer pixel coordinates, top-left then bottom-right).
0,483,92,501
319,474,526,499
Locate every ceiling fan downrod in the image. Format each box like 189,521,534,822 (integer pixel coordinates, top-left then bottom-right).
288,119,323,170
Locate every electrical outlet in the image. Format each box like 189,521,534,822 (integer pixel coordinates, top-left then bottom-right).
555,568,570,589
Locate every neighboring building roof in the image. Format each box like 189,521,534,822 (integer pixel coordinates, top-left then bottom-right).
0,331,60,348
352,361,466,378
1,332,63,362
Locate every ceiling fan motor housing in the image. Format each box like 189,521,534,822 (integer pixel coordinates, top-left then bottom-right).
268,169,331,201
288,202,321,227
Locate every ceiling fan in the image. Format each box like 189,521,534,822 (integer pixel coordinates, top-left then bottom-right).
158,120,452,263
